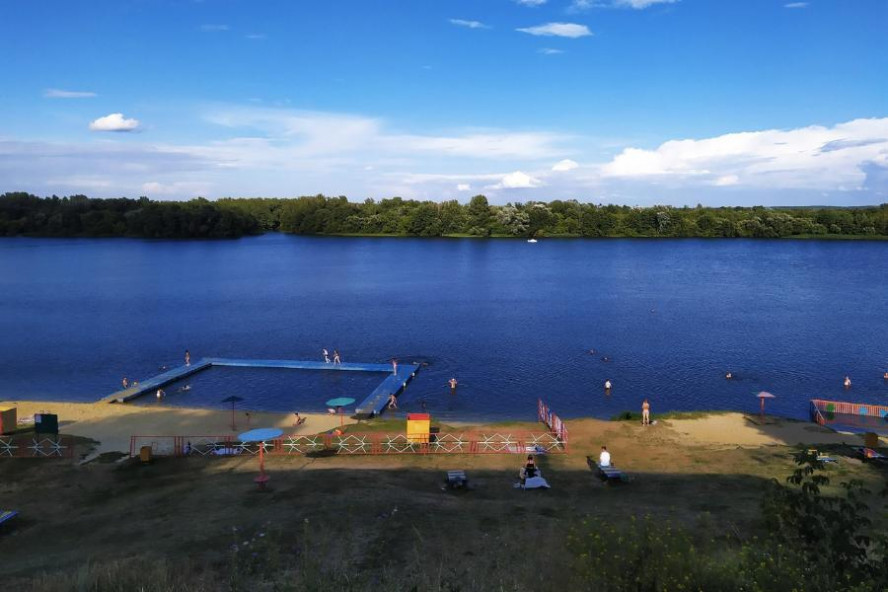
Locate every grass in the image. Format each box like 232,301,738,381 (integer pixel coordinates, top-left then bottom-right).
2,416,886,591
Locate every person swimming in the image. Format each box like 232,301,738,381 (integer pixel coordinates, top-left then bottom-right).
177,385,191,392
844,375,852,388
725,372,733,380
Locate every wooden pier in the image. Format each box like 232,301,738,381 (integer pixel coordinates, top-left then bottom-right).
100,358,420,415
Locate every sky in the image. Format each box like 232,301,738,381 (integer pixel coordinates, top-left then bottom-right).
0,0,886,206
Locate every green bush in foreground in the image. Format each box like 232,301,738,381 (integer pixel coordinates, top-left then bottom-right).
568,451,888,592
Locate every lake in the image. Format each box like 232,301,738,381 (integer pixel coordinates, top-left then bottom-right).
1,234,887,422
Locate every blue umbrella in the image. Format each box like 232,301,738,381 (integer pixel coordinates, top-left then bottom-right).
326,397,356,427
238,428,283,490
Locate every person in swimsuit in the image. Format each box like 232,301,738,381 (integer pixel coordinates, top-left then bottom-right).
642,398,651,426
448,377,458,394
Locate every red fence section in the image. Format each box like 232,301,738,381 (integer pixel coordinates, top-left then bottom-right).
131,430,568,458
0,435,75,458
131,402,570,458
811,399,888,420
538,398,569,452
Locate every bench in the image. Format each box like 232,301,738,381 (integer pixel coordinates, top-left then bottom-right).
587,456,627,483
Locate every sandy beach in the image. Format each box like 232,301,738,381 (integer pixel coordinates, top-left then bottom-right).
1,400,346,454
1,398,865,457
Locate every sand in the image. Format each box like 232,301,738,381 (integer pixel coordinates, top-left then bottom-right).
663,412,858,447
3,397,866,458
1,400,346,454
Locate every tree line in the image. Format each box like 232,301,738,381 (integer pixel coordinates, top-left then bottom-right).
3,191,888,239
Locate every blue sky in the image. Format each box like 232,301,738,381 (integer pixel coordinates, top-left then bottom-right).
1,0,886,205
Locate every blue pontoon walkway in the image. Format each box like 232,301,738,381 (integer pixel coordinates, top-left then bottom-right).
99,357,421,417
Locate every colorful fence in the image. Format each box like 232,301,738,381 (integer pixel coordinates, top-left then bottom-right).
0,435,74,458
131,430,568,458
810,399,888,434
538,398,569,448
131,401,569,458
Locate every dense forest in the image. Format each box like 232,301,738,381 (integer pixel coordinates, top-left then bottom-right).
3,191,888,239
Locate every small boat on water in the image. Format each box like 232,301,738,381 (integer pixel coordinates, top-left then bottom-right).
527,238,538,243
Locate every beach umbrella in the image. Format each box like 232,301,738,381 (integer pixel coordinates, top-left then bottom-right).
221,395,245,431
326,397,356,427
756,391,776,420
238,428,283,491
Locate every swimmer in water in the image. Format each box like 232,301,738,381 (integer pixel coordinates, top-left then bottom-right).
844,375,852,389
178,385,191,392
601,356,611,362
448,377,458,394
588,349,596,355
725,372,733,380
883,371,888,380
604,379,612,391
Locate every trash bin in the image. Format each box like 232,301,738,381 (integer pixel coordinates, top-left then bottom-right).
34,413,58,435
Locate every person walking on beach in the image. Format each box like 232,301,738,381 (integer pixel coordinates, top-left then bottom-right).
642,398,651,426
185,350,191,366
323,349,331,363
122,377,129,389
333,350,341,365
449,377,458,395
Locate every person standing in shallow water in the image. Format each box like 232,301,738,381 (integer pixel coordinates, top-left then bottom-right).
122,377,129,389
333,350,341,365
844,375,852,389
449,377,458,395
185,350,191,366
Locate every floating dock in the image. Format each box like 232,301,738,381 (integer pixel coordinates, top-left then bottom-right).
100,357,420,416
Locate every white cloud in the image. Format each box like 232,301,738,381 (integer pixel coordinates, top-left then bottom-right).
784,2,808,8
245,33,266,40
538,48,565,55
616,0,677,8
515,0,547,5
200,24,229,32
43,89,97,99
571,0,677,9
88,113,141,132
713,175,739,186
494,171,543,189
456,183,471,191
552,159,579,171
601,118,888,191
202,106,567,161
449,19,489,29
517,23,592,38
142,181,212,196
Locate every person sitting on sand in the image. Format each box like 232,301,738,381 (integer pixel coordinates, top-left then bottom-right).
599,446,612,468
388,394,398,409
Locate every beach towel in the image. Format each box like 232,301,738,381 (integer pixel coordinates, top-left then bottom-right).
523,476,550,489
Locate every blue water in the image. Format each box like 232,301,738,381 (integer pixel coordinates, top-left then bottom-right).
1,234,887,421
